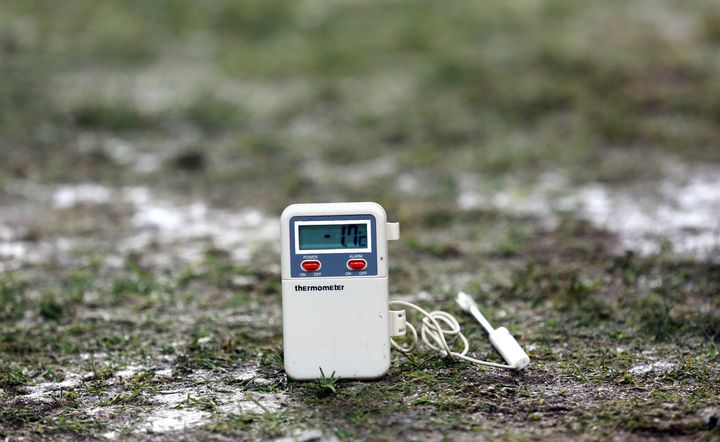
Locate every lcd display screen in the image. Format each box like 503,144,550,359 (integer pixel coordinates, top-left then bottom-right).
298,223,368,250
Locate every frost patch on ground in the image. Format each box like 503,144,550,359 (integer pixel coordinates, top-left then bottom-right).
221,391,286,415
140,409,210,434
0,182,278,268
52,183,113,208
17,373,90,405
125,186,278,263
155,368,174,377
629,361,676,375
457,163,720,259
114,365,144,379
0,224,32,269
131,384,285,435
102,431,118,440
562,164,720,257
457,171,561,222
0,240,28,263
275,429,339,442
91,367,288,436
0,235,83,272
80,352,108,361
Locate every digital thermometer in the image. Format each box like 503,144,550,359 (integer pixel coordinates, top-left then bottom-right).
280,202,400,380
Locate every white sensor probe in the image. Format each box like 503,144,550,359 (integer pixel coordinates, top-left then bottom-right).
388,293,530,370
456,292,530,370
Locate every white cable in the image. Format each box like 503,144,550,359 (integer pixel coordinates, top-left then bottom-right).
388,300,516,370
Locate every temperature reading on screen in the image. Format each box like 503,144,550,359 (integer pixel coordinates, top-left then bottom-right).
341,224,364,247
298,223,369,251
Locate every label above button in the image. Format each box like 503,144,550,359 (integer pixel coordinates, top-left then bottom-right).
346,259,367,271
301,260,321,272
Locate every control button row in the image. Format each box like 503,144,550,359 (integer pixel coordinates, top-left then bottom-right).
300,259,367,272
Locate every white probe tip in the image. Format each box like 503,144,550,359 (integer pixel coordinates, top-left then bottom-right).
455,291,476,312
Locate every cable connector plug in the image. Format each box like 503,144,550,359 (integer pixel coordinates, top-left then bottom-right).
386,222,400,241
389,309,406,337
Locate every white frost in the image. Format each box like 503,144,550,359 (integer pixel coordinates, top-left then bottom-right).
115,365,144,379
126,187,278,262
1,182,278,267
19,373,89,404
457,163,720,259
629,361,676,375
155,368,174,377
566,166,720,257
134,383,285,435
141,409,210,433
52,183,113,208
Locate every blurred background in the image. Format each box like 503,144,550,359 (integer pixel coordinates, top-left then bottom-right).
1,0,719,440
2,0,720,259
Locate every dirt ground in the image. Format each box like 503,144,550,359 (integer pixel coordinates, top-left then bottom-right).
1,1,719,440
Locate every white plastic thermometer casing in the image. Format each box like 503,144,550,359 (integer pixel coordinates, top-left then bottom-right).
280,202,399,380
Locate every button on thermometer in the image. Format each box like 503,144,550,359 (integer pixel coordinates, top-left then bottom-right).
300,260,321,272
347,259,367,270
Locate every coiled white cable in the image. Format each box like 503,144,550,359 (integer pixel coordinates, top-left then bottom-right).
389,296,530,370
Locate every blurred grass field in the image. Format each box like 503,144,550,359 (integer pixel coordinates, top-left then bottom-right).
1,1,719,440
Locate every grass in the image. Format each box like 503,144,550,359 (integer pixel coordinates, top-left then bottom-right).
314,368,339,397
1,0,719,440
0,234,715,439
